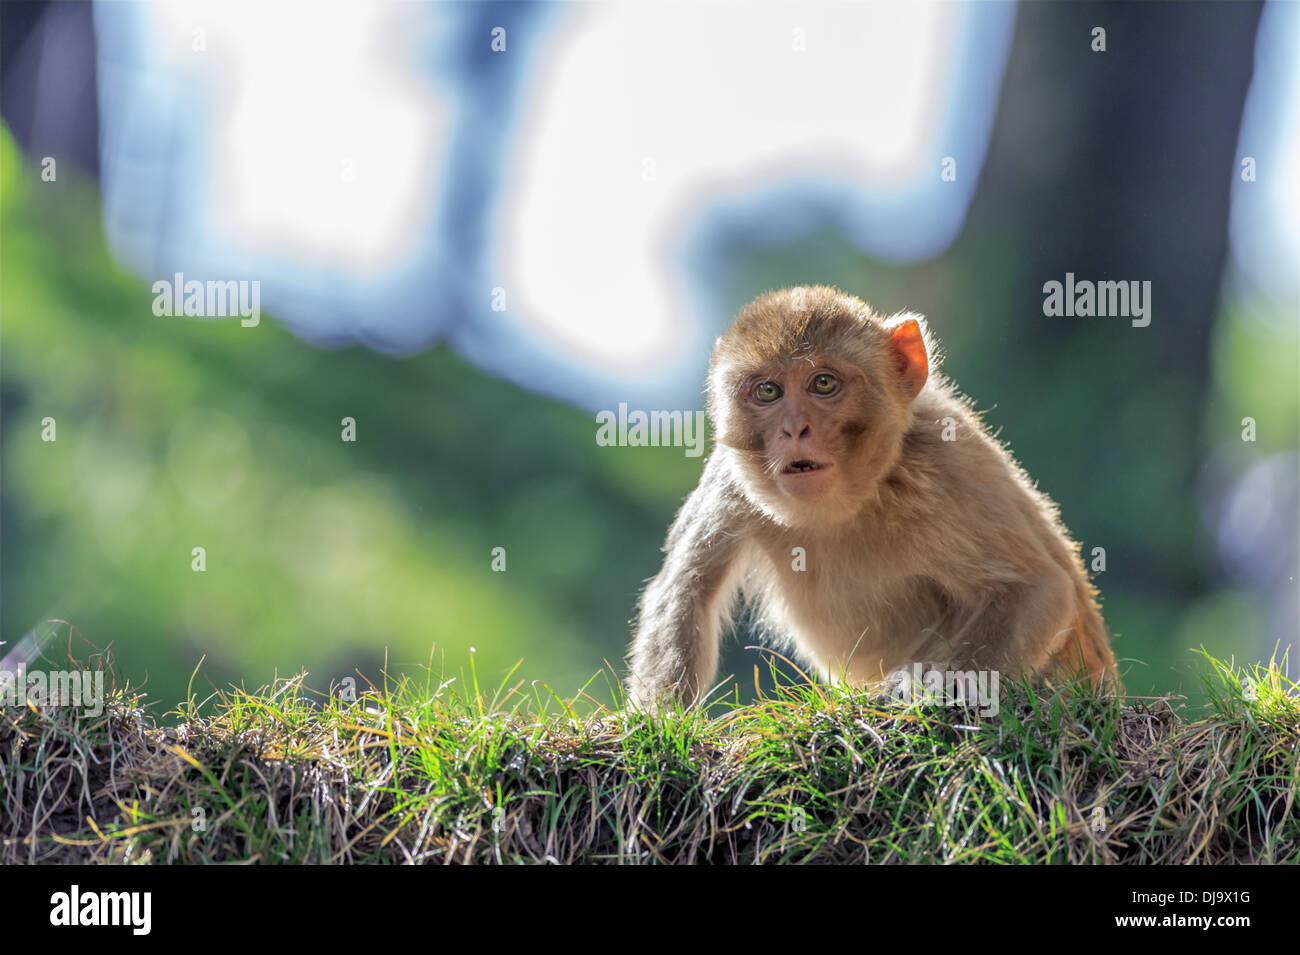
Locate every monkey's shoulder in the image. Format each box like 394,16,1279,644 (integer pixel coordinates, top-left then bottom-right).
897,385,1048,499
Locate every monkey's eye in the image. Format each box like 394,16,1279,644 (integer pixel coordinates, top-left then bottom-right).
754,381,783,403
810,373,839,396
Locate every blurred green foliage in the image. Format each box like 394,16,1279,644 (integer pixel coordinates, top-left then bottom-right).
0,125,702,706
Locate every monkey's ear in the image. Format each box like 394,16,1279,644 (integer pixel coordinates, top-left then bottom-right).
887,317,929,400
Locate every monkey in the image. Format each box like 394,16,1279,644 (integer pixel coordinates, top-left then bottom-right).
626,285,1118,709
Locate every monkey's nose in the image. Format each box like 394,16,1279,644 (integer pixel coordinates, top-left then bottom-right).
781,422,812,440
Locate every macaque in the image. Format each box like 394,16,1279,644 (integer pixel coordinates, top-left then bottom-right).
627,286,1118,708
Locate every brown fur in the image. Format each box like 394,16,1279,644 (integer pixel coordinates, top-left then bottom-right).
627,286,1119,707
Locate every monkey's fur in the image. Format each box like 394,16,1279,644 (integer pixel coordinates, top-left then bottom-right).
627,286,1118,708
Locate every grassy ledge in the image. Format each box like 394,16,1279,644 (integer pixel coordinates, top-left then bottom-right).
1,653,1296,864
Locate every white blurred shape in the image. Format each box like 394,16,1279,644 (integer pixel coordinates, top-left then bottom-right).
152,0,445,273
1230,0,1299,307
502,2,957,371
94,0,1008,405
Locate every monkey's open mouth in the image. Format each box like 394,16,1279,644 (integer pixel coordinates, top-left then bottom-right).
782,460,828,474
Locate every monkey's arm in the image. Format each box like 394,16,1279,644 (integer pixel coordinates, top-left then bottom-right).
945,557,1114,684
919,432,1117,685
627,454,751,709
946,569,1075,669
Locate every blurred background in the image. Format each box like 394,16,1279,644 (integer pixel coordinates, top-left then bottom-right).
1,0,1295,709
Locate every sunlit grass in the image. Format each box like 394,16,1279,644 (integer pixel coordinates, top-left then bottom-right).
2,649,1295,864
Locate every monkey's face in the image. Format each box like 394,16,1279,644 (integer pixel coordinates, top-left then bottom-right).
713,353,907,526
707,287,930,527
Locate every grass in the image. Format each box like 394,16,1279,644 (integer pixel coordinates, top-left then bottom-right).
1,651,1296,864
